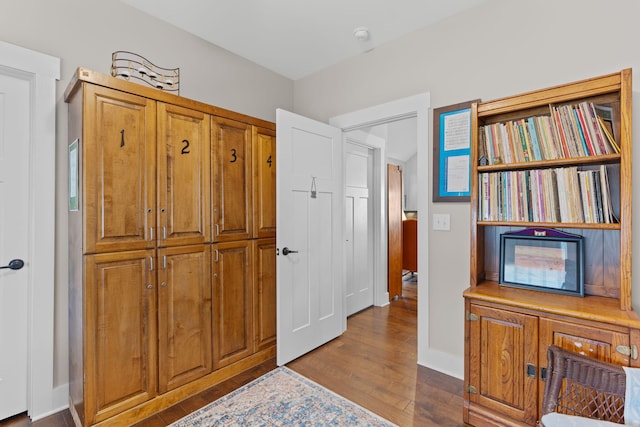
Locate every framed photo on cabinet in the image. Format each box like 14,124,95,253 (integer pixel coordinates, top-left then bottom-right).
432,99,479,202
499,228,584,297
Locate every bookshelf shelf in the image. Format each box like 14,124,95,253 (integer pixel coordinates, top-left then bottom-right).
463,69,638,427
475,220,620,230
477,153,620,172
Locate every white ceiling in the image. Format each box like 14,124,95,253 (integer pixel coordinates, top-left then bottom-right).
121,0,488,80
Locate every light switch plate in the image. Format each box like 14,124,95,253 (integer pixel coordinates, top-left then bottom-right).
433,213,450,231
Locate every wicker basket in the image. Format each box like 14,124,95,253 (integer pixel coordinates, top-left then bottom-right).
541,344,626,424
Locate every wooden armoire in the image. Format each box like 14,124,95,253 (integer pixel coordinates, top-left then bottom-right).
65,68,276,426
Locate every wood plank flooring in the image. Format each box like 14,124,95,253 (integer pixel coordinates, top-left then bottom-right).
287,277,464,426
4,276,464,426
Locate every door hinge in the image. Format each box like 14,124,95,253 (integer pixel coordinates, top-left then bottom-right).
616,344,638,360
466,311,478,321
466,385,478,394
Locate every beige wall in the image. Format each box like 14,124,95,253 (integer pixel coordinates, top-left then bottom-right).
0,0,293,389
293,0,640,374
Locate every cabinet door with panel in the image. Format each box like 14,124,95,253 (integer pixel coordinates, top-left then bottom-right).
253,238,276,351
157,103,211,247
82,84,156,254
467,304,538,426
157,245,212,393
212,117,252,242
252,126,276,238
212,240,254,368
539,317,630,365
83,250,157,425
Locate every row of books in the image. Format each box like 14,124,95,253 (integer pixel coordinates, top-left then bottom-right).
478,102,619,165
478,165,618,224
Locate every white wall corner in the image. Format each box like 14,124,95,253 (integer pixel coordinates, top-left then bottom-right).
418,348,464,380
30,384,69,422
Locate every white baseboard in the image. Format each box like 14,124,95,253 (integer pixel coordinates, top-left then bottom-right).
30,383,69,421
418,349,463,380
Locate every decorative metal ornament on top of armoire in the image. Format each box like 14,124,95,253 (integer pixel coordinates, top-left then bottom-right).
111,51,180,94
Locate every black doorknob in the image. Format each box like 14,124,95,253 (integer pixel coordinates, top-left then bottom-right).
0,259,24,270
282,247,299,256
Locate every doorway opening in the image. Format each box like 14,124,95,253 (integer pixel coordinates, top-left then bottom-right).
330,93,430,365
343,119,418,304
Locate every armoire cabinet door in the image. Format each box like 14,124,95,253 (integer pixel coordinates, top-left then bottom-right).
212,240,253,368
252,126,276,238
157,103,211,246
157,245,212,392
83,84,156,254
84,250,157,425
212,117,252,242
468,304,539,426
253,238,276,351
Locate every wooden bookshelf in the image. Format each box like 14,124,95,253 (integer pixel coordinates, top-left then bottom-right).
463,69,639,426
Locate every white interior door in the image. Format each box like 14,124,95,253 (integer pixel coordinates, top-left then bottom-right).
344,141,374,316
0,70,30,420
276,109,344,366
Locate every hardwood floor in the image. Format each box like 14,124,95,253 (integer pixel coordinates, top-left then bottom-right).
287,277,464,426
4,276,464,426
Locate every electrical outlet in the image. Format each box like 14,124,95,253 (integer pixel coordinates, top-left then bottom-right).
433,213,450,231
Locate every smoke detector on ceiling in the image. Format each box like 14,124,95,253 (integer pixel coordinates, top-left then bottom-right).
353,27,370,42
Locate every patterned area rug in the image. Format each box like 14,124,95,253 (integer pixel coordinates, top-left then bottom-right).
170,367,397,426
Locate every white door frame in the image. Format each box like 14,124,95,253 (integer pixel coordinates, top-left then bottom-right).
329,93,430,364
0,41,61,420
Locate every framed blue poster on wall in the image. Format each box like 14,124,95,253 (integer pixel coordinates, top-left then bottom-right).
432,99,479,202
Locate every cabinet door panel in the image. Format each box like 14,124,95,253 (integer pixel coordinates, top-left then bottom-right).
84,250,157,424
212,241,253,368
469,304,538,425
157,103,211,246
254,238,276,351
157,245,212,392
252,126,276,238
539,318,630,364
212,118,252,242
83,85,156,253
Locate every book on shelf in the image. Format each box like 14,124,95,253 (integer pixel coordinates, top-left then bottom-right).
526,118,542,161
594,104,617,142
597,115,620,153
477,100,620,165
573,108,591,156
574,104,597,155
478,165,617,224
